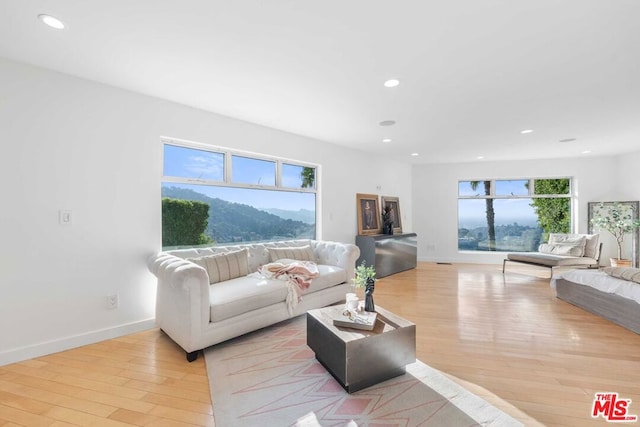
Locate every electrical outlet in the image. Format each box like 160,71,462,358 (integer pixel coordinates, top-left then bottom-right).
107,293,119,309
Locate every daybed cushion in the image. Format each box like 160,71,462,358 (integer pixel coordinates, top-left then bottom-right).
549,233,600,259
188,249,250,284
539,235,586,256
267,245,316,262
603,267,640,284
208,263,347,322
507,252,598,267
507,233,600,268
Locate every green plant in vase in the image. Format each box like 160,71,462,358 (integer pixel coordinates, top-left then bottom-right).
352,261,376,312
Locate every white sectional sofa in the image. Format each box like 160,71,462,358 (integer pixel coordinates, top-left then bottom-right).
148,239,360,361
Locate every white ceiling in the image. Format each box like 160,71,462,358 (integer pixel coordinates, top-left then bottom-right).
1,0,639,164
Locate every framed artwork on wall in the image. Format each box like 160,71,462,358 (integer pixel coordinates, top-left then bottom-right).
588,200,640,267
381,196,402,234
356,193,381,235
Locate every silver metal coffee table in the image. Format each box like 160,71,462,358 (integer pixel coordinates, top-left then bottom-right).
306,305,416,393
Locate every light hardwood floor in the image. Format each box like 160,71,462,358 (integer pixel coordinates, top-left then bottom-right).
0,328,214,426
374,263,640,427
2,262,639,426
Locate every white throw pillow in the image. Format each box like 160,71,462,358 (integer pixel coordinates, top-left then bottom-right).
188,248,250,284
548,234,601,258
537,243,554,254
268,246,316,263
603,267,640,284
539,235,587,257
582,234,600,259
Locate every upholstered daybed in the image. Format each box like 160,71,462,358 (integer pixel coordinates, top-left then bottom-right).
503,233,601,276
551,267,640,334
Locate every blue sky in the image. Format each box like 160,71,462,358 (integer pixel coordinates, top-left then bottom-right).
164,144,224,180
163,145,315,211
458,180,529,197
458,180,538,228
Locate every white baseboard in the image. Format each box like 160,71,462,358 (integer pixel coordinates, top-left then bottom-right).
0,318,156,367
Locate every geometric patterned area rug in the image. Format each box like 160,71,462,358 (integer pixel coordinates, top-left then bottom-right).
204,315,523,426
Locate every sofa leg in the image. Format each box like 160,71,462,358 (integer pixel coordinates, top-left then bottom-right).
186,351,198,362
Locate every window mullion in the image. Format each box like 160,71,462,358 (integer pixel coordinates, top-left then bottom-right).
276,161,282,188
225,153,231,183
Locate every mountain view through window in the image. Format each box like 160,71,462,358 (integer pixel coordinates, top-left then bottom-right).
161,142,317,249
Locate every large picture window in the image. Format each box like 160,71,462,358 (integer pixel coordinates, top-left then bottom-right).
161,139,317,249
458,178,572,252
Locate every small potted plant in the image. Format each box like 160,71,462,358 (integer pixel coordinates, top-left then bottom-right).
352,261,376,312
590,202,640,267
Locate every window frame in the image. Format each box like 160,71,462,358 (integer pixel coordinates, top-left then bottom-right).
457,177,574,253
160,136,320,245
458,178,572,201
161,137,318,195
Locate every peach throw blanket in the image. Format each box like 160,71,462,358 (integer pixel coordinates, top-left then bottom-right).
258,261,319,314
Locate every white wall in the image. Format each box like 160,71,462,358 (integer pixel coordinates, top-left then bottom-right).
410,155,637,264
614,151,640,201
0,58,412,365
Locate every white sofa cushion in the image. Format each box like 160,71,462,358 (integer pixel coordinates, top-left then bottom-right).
188,249,250,284
268,245,316,262
309,264,347,292
209,276,289,323
208,263,347,323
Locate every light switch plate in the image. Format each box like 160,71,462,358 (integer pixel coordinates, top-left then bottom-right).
59,210,72,225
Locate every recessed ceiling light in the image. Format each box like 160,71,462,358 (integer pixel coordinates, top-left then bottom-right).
382,138,392,143
384,79,400,88
410,153,419,157
582,150,592,154
379,120,396,126
477,156,484,160
559,138,577,143
520,129,533,134
38,14,65,29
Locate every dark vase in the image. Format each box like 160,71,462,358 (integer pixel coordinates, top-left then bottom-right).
382,222,394,235
364,278,375,312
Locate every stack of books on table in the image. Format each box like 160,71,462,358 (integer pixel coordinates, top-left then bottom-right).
333,310,378,331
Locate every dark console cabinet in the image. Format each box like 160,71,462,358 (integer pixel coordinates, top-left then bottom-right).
355,233,417,278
